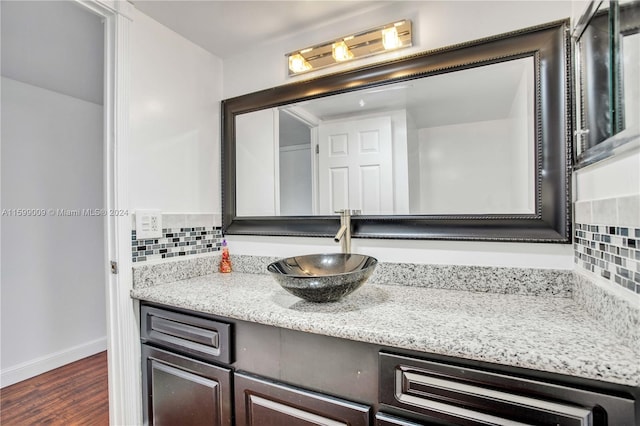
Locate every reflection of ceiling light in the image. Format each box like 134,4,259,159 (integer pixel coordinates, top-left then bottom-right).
359,99,365,107
382,26,401,50
285,20,412,76
332,41,353,62
288,53,312,74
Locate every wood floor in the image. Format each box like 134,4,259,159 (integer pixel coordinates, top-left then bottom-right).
0,351,109,425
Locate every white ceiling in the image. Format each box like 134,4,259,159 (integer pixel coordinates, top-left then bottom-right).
284,56,533,129
131,0,396,58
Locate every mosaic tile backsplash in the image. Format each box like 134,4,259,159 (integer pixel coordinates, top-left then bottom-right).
574,223,640,294
131,227,223,263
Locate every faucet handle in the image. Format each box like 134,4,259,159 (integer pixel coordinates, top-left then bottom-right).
350,209,361,215
334,209,346,214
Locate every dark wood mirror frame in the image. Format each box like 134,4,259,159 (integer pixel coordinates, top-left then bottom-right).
222,19,571,243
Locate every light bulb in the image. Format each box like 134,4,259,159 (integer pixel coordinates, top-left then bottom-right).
382,26,401,50
288,53,312,74
332,41,354,62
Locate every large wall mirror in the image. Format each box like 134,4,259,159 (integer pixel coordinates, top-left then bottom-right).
574,0,640,167
222,20,571,242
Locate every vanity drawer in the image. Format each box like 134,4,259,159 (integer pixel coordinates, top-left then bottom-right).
235,371,371,426
141,305,232,364
379,352,636,426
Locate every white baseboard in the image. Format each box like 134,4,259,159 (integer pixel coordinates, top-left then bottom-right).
0,336,107,388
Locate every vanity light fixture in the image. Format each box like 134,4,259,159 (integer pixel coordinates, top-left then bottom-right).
288,53,312,74
286,19,412,76
382,25,401,50
332,40,354,62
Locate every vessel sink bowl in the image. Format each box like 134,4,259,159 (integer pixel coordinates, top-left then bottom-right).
267,253,378,303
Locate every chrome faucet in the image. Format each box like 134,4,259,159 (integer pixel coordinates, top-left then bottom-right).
334,210,359,253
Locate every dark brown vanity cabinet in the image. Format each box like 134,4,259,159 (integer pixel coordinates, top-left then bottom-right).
142,345,232,426
140,303,638,426
378,353,638,426
140,303,372,426
141,305,234,426
234,371,371,425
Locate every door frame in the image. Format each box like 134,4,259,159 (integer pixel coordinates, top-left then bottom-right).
74,1,140,424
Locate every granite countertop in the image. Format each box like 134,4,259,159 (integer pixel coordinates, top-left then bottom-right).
131,271,640,387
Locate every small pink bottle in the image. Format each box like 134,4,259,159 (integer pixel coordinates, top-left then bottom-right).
219,239,232,273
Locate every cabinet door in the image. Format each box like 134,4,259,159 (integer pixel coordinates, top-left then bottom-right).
235,371,371,426
142,345,232,426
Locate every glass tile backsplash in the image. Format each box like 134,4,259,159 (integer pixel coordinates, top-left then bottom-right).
131,227,222,263
574,223,640,294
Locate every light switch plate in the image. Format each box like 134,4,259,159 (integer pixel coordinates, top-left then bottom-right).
135,210,162,239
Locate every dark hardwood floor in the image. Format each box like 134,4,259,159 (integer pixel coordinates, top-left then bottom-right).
0,351,109,425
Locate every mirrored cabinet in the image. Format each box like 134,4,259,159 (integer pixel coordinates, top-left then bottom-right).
573,0,640,167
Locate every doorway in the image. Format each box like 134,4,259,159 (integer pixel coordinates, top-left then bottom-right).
279,110,314,216
1,0,106,403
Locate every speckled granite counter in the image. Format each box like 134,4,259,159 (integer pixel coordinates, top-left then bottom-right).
131,271,640,387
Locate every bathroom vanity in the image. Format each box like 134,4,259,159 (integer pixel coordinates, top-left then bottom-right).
133,271,640,425
132,7,640,423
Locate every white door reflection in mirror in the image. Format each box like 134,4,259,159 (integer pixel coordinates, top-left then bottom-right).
318,116,394,215
235,56,536,217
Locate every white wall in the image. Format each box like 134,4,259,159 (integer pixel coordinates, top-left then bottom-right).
415,62,534,215
0,1,103,105
236,109,278,216
622,33,639,131
130,8,223,216
280,145,313,216
223,1,574,268
418,119,517,214
1,0,106,387
574,151,640,201
407,113,421,215
508,65,536,213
